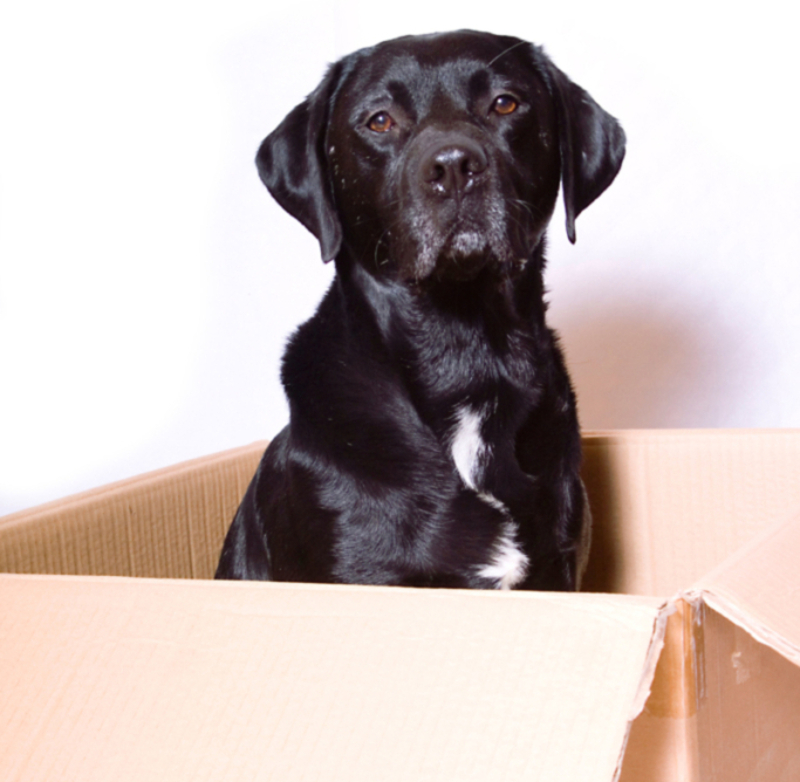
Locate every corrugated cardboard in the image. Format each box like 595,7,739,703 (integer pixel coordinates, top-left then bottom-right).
0,443,261,579
1,430,799,781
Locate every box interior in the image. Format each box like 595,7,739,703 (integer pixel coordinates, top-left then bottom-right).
4,431,800,597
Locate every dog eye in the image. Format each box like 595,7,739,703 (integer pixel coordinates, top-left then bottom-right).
367,112,395,132
492,95,518,116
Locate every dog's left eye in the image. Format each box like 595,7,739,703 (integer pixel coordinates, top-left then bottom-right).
492,95,519,116
367,112,395,132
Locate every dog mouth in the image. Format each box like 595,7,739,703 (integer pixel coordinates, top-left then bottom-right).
417,201,523,282
433,229,491,281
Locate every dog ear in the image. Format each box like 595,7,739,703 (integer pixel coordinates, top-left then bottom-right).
255,63,343,263
546,65,626,244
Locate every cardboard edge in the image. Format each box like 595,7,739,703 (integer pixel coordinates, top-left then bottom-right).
581,428,800,440
628,600,677,720
611,599,675,782
686,508,800,669
683,587,800,669
676,586,800,781
0,441,269,579
0,441,268,530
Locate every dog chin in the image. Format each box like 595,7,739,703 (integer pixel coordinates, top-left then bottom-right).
433,250,525,284
449,230,488,256
431,232,489,280
406,220,521,282
440,226,533,280
432,254,487,282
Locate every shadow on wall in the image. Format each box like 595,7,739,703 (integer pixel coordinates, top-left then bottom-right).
551,289,747,430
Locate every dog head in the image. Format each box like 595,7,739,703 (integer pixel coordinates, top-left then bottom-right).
256,30,625,282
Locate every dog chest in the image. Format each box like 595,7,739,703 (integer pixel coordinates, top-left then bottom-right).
448,403,530,590
449,405,489,491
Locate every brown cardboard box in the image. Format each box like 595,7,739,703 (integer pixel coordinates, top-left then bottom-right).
1,431,799,781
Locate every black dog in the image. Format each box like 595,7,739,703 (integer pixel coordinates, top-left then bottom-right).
216,30,624,590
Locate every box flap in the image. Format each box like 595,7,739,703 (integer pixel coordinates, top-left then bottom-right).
0,575,664,782
683,599,800,781
622,591,800,782
581,429,800,596
617,598,702,782
0,442,265,579
620,510,800,782
688,508,800,667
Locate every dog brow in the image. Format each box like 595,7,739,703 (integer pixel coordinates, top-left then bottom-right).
487,40,528,68
386,80,415,113
468,70,491,103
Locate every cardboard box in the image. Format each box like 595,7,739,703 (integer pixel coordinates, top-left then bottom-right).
1,430,799,781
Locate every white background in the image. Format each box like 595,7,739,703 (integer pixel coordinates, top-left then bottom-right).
1,0,798,515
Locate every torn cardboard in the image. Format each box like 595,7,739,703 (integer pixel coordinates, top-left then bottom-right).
1,430,799,781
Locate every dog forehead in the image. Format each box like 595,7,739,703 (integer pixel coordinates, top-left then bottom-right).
368,30,531,68
336,31,543,111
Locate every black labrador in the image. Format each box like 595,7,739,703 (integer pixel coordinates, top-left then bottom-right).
216,30,624,590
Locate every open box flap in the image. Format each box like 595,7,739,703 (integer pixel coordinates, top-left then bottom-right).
618,511,800,782
0,441,265,579
686,508,800,667
671,516,800,782
0,574,664,782
581,429,800,598
611,598,675,782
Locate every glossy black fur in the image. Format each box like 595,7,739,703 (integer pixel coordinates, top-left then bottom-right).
215,30,625,590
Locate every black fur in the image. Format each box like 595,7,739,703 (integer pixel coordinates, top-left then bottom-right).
216,30,625,590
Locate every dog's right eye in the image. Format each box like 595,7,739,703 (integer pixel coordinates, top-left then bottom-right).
367,112,395,133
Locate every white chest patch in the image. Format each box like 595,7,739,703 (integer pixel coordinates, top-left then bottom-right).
450,405,489,490
477,522,530,590
449,405,529,589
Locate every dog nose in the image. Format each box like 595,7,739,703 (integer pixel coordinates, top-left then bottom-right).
422,140,488,197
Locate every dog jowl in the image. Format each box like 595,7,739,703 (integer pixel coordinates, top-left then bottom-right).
216,30,625,591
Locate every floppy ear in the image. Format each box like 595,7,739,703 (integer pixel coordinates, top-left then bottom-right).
255,63,343,262
546,65,626,244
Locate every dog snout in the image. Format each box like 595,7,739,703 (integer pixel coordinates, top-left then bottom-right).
420,138,488,198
